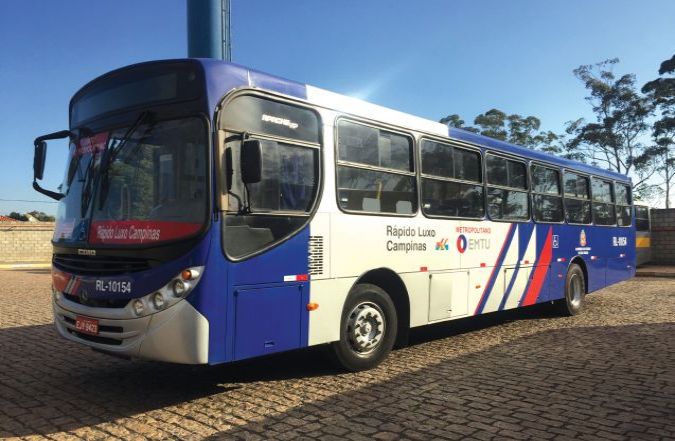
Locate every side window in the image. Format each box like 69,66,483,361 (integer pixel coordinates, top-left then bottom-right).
563,172,591,224
635,206,650,231
336,120,416,214
219,95,322,259
592,178,616,225
241,139,317,212
531,164,563,222
420,139,484,218
615,183,632,227
486,154,528,220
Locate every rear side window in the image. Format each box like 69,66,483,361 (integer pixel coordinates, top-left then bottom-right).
592,178,616,225
486,155,527,189
563,172,591,224
486,154,528,220
336,120,416,215
420,139,484,218
531,165,563,222
635,206,650,231
615,183,632,226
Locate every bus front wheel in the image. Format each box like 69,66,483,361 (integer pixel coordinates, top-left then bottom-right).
331,283,397,372
558,263,586,316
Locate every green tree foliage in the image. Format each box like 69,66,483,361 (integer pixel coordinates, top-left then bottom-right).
440,109,559,150
642,54,675,207
566,59,654,196
8,212,28,221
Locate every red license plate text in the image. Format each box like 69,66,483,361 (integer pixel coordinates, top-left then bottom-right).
75,316,99,336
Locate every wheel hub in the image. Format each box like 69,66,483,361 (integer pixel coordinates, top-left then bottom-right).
570,273,582,308
347,302,385,355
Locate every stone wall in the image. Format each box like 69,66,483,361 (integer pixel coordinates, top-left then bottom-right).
651,209,675,265
0,222,54,263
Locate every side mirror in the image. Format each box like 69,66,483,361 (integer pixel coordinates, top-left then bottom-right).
241,139,262,184
34,140,47,181
32,129,71,201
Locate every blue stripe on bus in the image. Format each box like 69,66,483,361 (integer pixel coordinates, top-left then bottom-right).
475,224,517,315
499,224,535,311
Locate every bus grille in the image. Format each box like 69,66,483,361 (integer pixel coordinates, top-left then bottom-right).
309,236,324,276
53,254,152,276
63,293,129,309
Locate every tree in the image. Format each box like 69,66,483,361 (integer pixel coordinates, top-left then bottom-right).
439,109,559,150
27,210,56,222
566,58,654,195
642,54,675,207
8,212,28,221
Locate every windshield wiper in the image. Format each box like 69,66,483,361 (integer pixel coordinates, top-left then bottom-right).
98,111,153,209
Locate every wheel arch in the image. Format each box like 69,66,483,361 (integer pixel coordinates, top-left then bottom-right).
354,267,410,348
569,256,589,293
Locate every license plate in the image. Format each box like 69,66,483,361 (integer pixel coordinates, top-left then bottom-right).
75,316,99,336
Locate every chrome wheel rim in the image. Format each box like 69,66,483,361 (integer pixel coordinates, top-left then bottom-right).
346,302,385,356
569,273,583,308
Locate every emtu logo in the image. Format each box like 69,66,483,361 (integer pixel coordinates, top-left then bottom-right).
456,235,468,253
436,238,449,251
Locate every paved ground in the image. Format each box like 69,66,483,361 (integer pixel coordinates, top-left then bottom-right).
0,270,673,441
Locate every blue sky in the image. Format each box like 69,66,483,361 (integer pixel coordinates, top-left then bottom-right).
1,0,673,214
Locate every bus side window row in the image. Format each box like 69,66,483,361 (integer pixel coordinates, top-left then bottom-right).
335,121,633,226
336,120,417,215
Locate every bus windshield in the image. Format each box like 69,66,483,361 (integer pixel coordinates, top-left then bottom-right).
53,117,208,245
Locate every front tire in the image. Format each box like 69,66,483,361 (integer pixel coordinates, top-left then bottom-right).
558,263,586,316
331,283,397,372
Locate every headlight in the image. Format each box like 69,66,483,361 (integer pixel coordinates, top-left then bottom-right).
132,299,145,316
152,292,165,309
127,266,204,317
172,279,188,297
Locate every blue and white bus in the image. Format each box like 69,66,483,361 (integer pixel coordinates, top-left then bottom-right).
33,59,635,371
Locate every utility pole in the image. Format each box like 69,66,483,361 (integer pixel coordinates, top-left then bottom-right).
187,0,231,61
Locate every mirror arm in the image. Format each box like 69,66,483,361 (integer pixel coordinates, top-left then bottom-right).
34,130,72,145
33,181,64,201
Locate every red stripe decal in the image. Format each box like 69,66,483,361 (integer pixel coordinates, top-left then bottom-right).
52,270,71,292
521,228,553,306
70,278,82,296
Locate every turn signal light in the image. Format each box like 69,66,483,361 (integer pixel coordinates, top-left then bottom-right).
181,269,198,280
306,302,319,311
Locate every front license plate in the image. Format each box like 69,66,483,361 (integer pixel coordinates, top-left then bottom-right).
75,316,99,336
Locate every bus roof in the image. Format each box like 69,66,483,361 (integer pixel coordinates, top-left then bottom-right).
201,59,630,184
448,128,630,182
76,58,631,184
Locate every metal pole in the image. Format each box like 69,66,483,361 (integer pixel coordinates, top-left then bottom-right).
187,0,231,60
222,0,232,61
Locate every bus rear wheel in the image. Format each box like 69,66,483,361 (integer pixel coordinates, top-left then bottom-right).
558,263,586,316
331,283,397,372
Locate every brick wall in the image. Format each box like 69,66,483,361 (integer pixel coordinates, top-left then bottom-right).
651,209,675,265
0,222,54,263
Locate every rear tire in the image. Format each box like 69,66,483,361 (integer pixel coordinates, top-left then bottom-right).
558,263,586,316
331,283,397,372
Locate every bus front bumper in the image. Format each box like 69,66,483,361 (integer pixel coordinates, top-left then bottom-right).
53,296,209,364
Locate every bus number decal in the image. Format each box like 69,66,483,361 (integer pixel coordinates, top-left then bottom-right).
612,236,628,247
95,280,132,294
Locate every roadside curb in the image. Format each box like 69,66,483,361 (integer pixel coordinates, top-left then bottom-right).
0,263,51,270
